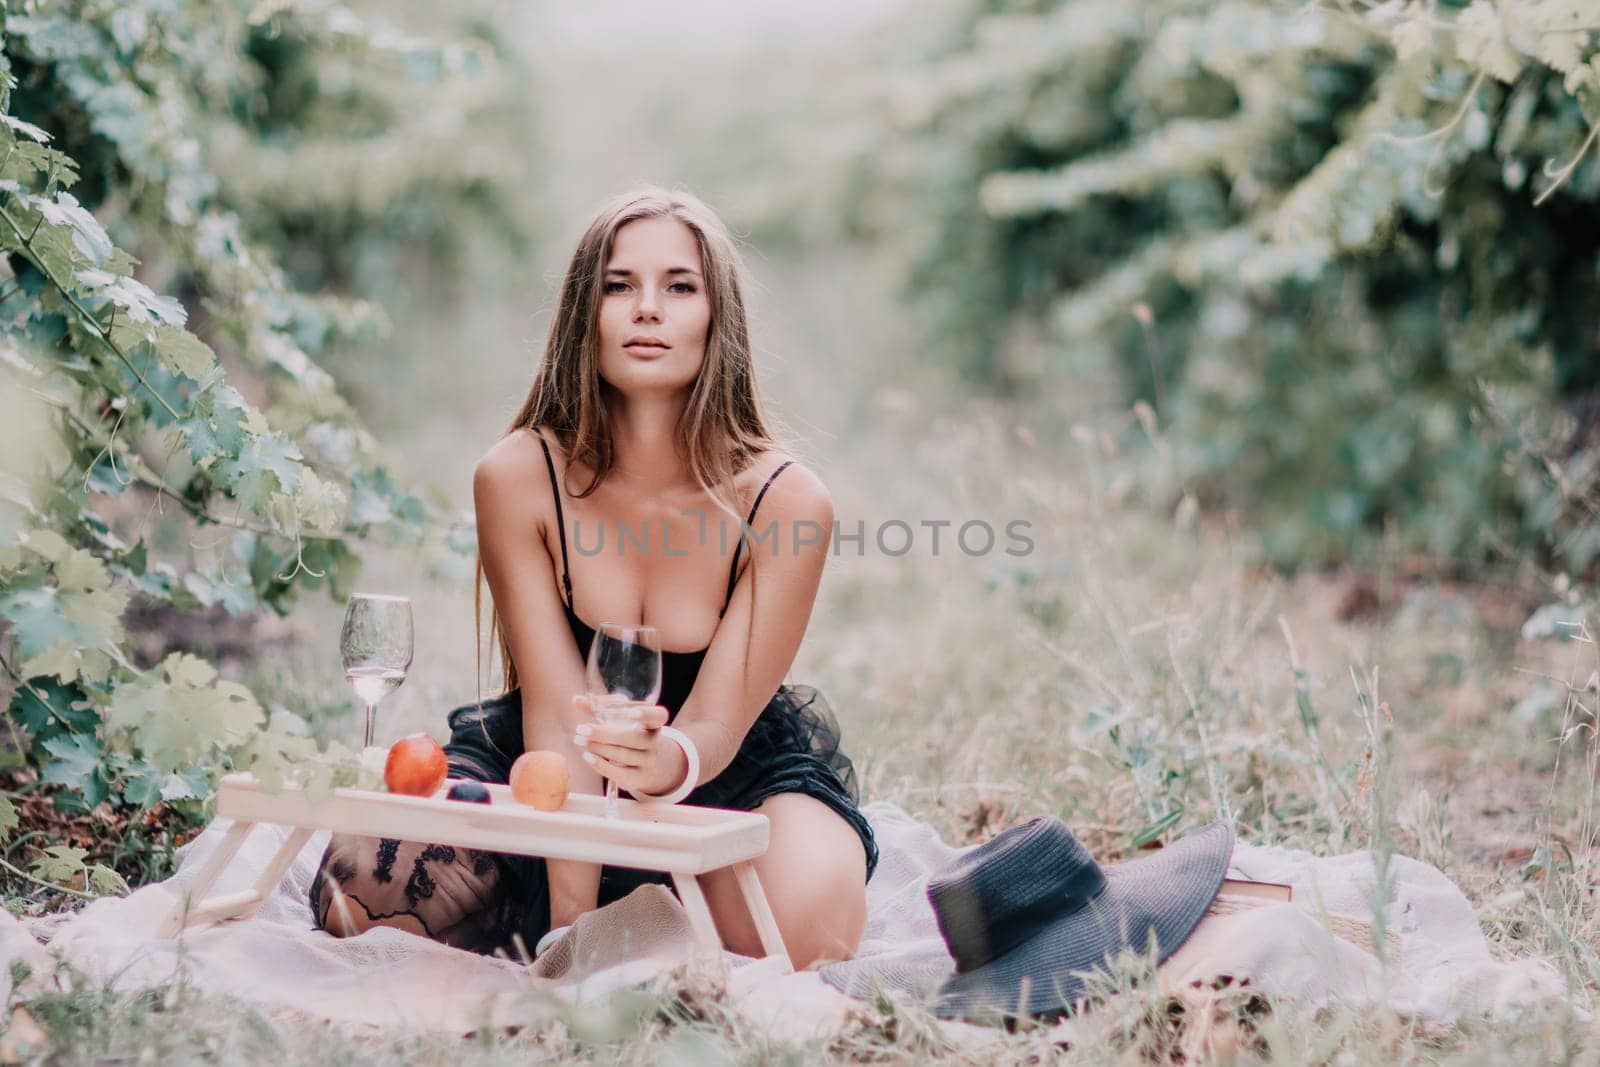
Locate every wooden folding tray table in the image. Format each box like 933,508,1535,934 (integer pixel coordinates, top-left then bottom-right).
158,772,792,970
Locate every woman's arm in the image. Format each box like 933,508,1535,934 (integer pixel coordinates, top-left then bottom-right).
472,429,605,927
671,461,835,784
554,460,834,802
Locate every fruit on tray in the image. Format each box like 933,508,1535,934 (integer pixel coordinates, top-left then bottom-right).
384,733,447,796
445,780,492,804
509,750,569,811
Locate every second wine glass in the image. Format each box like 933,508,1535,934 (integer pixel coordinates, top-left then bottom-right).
584,622,662,819
340,593,414,749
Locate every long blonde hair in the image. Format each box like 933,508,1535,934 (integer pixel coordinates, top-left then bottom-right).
476,185,789,695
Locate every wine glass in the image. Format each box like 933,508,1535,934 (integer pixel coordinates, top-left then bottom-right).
340,593,414,748
584,623,662,819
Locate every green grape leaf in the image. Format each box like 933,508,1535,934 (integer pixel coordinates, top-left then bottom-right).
40,732,101,788
83,452,133,498
86,864,128,895
2,113,52,143
1,140,80,186
0,795,17,844
235,727,319,794
293,468,346,532
74,269,186,327
106,312,155,351
158,770,202,801
348,482,395,526
234,727,362,800
301,746,363,804
153,325,215,380
0,586,74,658
0,539,128,681
119,539,147,577
20,528,73,561
176,411,224,465
206,391,261,455
216,432,305,514
118,758,164,807
30,221,81,287
180,566,257,615
8,676,97,745
224,465,282,515
55,593,127,683
128,560,179,600
298,539,362,600
246,537,282,599
1456,1,1525,84
30,844,88,884
58,579,122,639
23,640,87,684
105,652,264,774
35,192,112,265
103,246,138,275
50,543,109,592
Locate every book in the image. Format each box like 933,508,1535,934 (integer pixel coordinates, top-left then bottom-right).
1217,878,1292,902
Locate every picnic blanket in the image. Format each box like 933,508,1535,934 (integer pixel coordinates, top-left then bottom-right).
0,802,1571,1040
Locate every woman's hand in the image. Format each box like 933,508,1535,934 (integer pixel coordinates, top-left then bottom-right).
569,695,689,798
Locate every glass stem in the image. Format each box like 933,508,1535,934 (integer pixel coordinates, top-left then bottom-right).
363,702,376,748
605,778,619,818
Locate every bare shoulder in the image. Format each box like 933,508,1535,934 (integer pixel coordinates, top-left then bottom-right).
474,427,550,495
472,427,559,524
747,451,833,525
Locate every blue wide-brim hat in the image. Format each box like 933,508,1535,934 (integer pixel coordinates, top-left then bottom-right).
928,817,1234,1020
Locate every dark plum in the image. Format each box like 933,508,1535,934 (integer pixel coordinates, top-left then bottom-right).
445,780,492,804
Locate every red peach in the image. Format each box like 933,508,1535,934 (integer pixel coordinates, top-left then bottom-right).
384,733,447,796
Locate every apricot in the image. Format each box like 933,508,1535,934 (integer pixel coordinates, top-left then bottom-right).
509,750,569,811
384,733,447,796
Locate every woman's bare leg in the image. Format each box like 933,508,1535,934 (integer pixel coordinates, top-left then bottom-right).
523,709,604,928
699,792,868,969
310,833,511,952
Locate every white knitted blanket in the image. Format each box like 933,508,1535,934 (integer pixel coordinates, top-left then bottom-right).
0,802,1569,1039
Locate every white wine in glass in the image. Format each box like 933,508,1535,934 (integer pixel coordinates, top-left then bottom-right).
340,593,414,748
584,623,662,819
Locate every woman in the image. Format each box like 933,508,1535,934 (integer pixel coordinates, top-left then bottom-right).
308,186,877,970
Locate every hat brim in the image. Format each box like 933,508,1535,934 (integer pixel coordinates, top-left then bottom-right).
932,820,1234,1020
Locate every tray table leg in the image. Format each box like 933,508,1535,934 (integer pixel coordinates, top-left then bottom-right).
239,826,315,920
670,871,723,953
157,819,255,938
732,861,792,972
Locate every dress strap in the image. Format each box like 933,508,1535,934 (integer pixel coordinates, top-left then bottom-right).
535,431,574,608
720,460,794,616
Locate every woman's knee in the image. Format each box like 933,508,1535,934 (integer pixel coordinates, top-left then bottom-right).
703,860,863,966
759,860,865,969
747,794,869,967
